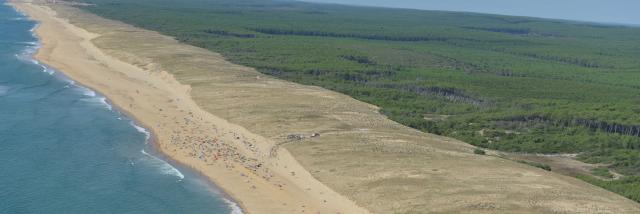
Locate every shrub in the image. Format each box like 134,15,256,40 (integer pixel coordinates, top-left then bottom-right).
518,160,551,171
592,167,614,179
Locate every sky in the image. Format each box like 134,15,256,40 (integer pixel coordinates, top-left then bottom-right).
299,0,640,26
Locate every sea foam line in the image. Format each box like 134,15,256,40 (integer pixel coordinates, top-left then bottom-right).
11,4,114,112
222,198,244,214
17,18,116,111
130,121,151,141
78,86,95,97
130,111,242,214
96,97,113,110
141,149,185,180
31,62,115,111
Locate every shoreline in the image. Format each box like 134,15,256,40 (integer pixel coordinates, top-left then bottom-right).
10,0,640,213
143,131,246,213
11,2,250,213
8,2,247,211
8,1,369,213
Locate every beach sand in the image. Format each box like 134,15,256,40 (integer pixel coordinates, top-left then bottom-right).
10,1,369,213
10,0,640,213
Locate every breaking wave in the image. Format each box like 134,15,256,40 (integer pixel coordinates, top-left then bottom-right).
222,198,244,214
130,121,151,141
141,149,185,180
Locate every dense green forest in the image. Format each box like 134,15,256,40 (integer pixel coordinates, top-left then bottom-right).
77,0,640,201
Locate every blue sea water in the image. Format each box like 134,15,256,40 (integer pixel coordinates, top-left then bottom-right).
0,2,239,213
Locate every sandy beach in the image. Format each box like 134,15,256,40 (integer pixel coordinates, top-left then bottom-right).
9,1,369,213
10,0,640,213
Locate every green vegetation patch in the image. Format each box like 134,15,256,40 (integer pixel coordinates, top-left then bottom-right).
517,160,552,171
592,167,614,179
474,148,486,155
579,176,640,203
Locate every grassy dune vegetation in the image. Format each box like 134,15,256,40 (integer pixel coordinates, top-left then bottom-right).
76,0,640,201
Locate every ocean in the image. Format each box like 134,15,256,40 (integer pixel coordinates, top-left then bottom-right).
0,2,238,213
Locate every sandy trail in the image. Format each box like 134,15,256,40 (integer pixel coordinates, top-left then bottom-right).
10,1,369,213
9,0,640,213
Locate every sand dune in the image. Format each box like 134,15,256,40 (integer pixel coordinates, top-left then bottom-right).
10,0,640,213
11,1,367,213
